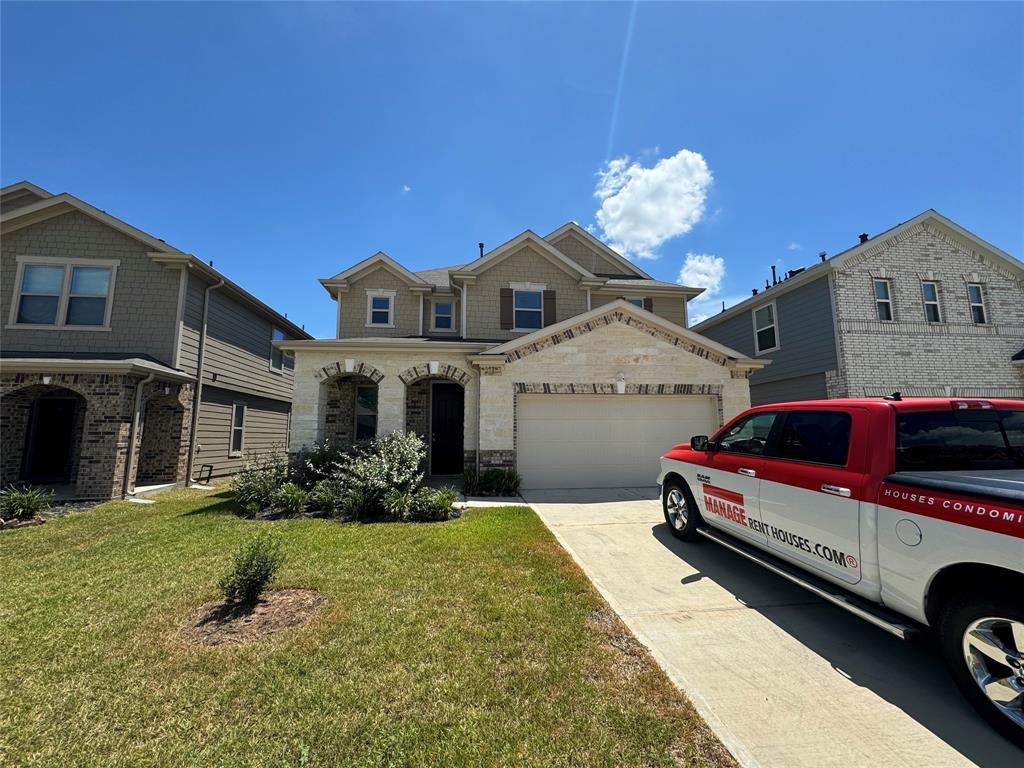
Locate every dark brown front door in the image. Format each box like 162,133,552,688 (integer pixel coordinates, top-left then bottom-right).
23,397,78,483
430,383,464,475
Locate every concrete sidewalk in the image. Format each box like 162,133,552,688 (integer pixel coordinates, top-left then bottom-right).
523,487,1022,768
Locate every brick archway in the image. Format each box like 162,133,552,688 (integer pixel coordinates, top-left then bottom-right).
315,360,385,384
398,363,472,386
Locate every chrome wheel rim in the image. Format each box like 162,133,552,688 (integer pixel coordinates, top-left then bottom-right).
962,617,1024,729
666,489,688,530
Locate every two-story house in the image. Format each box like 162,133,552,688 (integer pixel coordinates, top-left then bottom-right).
693,209,1024,404
279,224,765,489
0,181,312,499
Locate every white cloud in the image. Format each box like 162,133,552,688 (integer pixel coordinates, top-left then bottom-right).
402,184,412,194
593,149,713,259
678,251,737,327
787,241,801,251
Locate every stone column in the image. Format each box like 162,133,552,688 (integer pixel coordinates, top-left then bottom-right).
375,373,406,436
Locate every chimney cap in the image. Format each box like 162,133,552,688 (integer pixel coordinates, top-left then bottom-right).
858,233,870,244
818,250,827,262
478,242,485,258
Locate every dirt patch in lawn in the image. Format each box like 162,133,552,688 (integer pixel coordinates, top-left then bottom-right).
184,589,326,646
587,604,651,676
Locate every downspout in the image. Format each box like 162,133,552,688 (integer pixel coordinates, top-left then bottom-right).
185,277,226,485
123,372,156,498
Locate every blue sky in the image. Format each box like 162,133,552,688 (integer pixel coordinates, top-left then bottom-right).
3,1,1021,335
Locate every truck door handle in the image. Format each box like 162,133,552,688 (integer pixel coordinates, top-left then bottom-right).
821,484,851,498
738,468,756,477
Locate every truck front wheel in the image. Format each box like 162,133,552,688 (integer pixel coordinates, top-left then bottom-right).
938,591,1024,748
662,479,702,542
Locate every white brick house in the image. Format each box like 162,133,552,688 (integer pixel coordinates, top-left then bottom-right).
279,224,765,489
694,210,1024,403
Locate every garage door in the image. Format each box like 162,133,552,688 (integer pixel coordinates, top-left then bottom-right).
516,394,718,489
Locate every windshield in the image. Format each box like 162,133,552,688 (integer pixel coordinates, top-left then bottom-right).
895,409,1024,471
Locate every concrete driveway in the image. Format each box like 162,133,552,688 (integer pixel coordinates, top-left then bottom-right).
522,487,1023,768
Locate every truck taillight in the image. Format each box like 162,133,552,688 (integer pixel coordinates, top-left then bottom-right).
951,400,994,410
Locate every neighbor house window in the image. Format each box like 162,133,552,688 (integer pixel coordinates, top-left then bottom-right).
874,279,893,321
967,284,987,324
752,302,779,354
230,403,246,456
10,259,117,328
355,385,378,440
513,289,543,329
921,282,941,323
270,327,288,370
365,289,395,327
627,297,644,307
432,301,453,330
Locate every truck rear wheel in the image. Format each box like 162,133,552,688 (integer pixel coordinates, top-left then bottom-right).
662,479,702,542
938,591,1024,748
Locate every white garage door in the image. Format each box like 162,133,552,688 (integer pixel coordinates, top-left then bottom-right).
516,394,718,489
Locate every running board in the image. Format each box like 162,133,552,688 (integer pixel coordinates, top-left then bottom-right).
696,526,920,641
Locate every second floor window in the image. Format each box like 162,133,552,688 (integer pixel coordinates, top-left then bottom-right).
752,302,778,354
874,279,893,321
432,302,453,330
270,327,287,370
13,261,115,327
967,283,987,324
365,290,395,327
514,290,543,329
921,281,941,323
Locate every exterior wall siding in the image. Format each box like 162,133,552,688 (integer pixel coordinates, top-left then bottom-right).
750,373,828,406
193,386,291,479
547,231,631,275
336,266,422,338
1,211,181,365
592,294,687,328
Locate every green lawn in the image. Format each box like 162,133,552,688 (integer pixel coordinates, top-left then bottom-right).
0,489,733,768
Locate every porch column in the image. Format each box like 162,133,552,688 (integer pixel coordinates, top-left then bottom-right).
376,374,406,437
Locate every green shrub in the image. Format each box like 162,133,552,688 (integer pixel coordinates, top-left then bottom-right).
405,486,460,522
462,467,480,496
342,432,426,516
217,532,285,605
462,467,521,497
308,478,348,517
274,483,308,517
232,452,288,517
288,442,349,491
0,485,53,521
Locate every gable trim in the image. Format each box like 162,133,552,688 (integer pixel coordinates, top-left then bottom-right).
1,181,53,200
321,251,431,295
544,222,651,278
453,230,597,280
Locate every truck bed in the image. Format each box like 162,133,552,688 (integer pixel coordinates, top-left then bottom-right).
885,469,1024,504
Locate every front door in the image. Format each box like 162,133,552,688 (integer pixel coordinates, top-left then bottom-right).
23,397,78,482
430,383,464,475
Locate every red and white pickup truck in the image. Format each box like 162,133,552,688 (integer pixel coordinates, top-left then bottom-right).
658,397,1024,746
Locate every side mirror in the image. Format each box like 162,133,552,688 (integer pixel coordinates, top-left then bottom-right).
690,435,710,451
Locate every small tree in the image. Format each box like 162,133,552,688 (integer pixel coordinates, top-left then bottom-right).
217,532,285,606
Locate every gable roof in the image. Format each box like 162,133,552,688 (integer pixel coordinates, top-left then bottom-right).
453,229,597,280
320,251,432,295
693,209,1024,332
544,221,651,278
1,180,53,202
480,297,766,371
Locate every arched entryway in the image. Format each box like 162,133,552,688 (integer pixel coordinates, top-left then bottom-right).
315,360,386,448
136,388,190,486
0,384,87,488
399,364,471,476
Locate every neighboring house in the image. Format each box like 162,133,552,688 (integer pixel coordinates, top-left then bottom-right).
693,210,1024,405
280,223,765,489
0,181,312,499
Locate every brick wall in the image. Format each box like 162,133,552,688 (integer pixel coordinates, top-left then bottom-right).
831,222,1024,397
136,383,193,485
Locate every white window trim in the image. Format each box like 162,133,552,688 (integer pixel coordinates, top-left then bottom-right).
510,281,546,333
229,402,246,457
430,299,456,333
7,255,120,331
967,283,988,324
920,281,942,323
752,300,780,355
269,326,290,374
365,288,396,328
873,278,894,322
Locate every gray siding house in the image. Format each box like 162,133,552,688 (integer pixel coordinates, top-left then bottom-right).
693,210,1024,404
0,181,311,499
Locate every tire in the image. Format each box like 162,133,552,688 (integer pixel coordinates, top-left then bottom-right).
937,590,1024,748
662,479,702,542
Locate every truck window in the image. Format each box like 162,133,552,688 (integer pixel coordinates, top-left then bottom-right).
717,412,778,455
772,411,852,466
895,409,1024,471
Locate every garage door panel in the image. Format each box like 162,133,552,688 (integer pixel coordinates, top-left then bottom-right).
517,394,717,489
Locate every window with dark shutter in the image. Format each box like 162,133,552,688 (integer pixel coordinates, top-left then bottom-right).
642,297,653,312
499,288,514,329
543,290,556,326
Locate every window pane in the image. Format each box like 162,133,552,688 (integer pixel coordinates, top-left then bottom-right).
876,302,892,321
22,265,64,294
355,414,377,440
434,315,452,329
718,412,777,455
971,305,986,324
371,310,390,324
515,309,542,329
231,429,243,453
435,303,452,315
922,283,937,302
754,305,773,328
272,327,286,342
371,296,390,310
514,291,542,309
628,297,644,307
271,346,284,369
967,285,983,304
756,326,776,350
773,411,851,465
925,303,940,323
233,406,245,428
70,267,110,296
896,410,1023,471
356,386,378,413
65,296,106,325
874,281,890,300
17,295,59,324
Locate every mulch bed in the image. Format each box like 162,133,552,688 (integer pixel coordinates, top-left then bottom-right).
183,589,326,646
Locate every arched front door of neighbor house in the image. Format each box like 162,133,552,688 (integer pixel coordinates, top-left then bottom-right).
23,396,78,483
430,382,464,475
